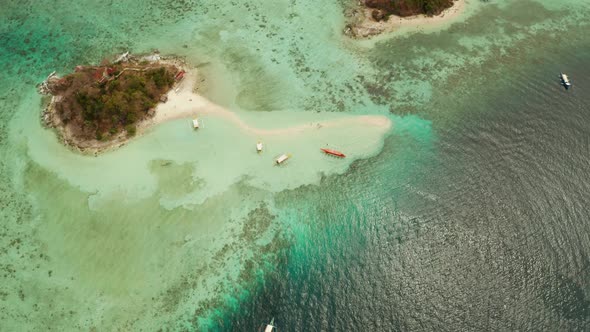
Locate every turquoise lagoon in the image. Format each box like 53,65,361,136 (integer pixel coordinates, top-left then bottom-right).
1,0,590,330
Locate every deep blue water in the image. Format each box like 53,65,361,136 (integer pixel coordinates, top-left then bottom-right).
213,23,590,332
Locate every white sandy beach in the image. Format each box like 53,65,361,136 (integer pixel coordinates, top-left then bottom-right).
349,0,466,38
142,69,392,137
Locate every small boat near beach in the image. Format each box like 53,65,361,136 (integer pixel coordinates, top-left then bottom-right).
114,51,130,64
192,118,200,129
321,148,346,158
257,141,263,152
175,70,186,81
275,154,290,165
560,72,571,89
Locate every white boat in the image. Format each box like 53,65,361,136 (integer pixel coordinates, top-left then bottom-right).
560,72,571,89
264,318,276,332
192,118,200,129
115,51,130,63
275,154,290,165
142,53,161,62
256,142,263,152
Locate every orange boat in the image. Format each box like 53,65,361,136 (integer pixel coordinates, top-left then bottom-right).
321,148,345,158
174,70,186,81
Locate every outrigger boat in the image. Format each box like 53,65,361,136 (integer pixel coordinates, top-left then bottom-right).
257,141,263,152
560,72,571,89
114,51,130,64
263,318,276,332
321,148,346,158
275,154,290,165
192,118,200,129
175,70,186,81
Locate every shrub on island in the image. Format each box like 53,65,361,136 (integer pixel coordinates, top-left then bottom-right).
48,61,178,142
365,0,455,19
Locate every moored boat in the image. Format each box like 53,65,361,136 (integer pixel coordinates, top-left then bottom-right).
275,154,290,165
175,70,186,81
321,148,346,158
264,318,276,332
257,141,263,152
560,72,571,89
114,51,130,64
192,118,200,129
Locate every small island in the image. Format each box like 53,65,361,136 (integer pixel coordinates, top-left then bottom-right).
366,0,455,18
38,52,187,153
345,0,463,38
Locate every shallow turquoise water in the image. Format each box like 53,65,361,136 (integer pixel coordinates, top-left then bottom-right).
1,0,590,330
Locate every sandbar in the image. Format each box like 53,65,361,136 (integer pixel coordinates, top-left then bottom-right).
141,69,392,137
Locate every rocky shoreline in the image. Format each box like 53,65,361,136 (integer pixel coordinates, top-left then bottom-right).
39,96,134,155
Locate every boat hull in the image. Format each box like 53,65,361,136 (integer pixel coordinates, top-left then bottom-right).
276,154,290,164
321,148,345,158
560,73,571,89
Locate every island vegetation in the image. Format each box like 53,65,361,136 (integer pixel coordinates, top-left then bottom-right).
365,0,455,20
39,53,184,153
344,0,461,38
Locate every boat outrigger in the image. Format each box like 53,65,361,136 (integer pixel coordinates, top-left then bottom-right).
257,141,263,152
264,318,276,332
321,148,346,158
275,154,290,165
560,72,571,89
